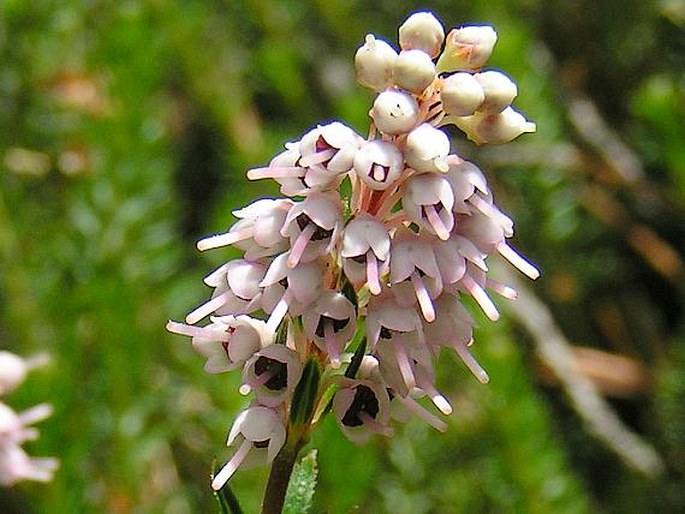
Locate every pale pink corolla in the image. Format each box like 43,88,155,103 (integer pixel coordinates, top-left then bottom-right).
353,139,404,190
333,377,392,444
444,159,490,214
211,405,286,491
0,443,59,486
196,199,293,260
0,352,48,396
340,214,390,295
281,192,342,268
240,345,303,407
185,260,266,324
302,291,357,369
298,121,362,175
457,211,539,280
0,402,52,446
389,230,442,322
402,173,455,240
166,315,268,373
366,294,424,356
259,253,324,334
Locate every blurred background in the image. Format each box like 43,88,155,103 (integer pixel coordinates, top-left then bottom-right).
1,0,684,512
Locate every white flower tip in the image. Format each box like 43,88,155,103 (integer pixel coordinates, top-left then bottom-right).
433,395,453,415
330,357,342,370
239,384,252,396
476,370,490,384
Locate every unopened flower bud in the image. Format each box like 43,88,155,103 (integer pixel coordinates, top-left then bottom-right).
455,106,536,145
353,140,404,190
392,50,437,95
474,71,518,113
440,72,485,116
355,34,398,91
398,11,445,58
436,25,497,72
404,123,450,173
370,90,418,135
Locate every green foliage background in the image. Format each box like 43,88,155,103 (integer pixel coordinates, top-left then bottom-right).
1,1,684,512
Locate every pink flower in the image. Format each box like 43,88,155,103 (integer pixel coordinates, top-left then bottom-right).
302,291,357,369
240,345,303,407
341,214,391,295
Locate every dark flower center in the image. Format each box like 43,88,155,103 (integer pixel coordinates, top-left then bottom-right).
341,385,380,427
255,356,288,391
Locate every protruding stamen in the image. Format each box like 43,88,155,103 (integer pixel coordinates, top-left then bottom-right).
324,323,341,369
496,242,540,279
419,382,453,415
211,438,252,491
185,291,232,325
265,290,292,335
486,278,518,299
247,166,304,180
287,223,317,268
461,274,499,321
366,251,382,295
299,149,337,167
398,396,448,432
453,340,489,384
468,194,513,230
394,342,416,391
197,229,252,251
424,204,450,240
410,271,436,322
166,320,231,341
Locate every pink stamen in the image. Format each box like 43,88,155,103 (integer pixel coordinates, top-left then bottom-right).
410,271,436,322
166,321,231,341
265,290,291,335
394,342,416,391
461,274,499,321
247,166,304,180
299,149,337,167
398,396,447,432
468,194,513,230
453,340,489,384
211,438,252,491
17,404,53,426
486,278,518,299
197,229,252,251
287,223,317,268
366,251,382,295
417,381,453,415
497,242,540,279
324,322,341,369
424,204,450,240
185,291,232,325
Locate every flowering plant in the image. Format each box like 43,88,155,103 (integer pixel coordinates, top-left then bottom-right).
0,351,58,487
168,10,538,513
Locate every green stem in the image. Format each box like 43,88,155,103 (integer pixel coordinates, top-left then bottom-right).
260,441,303,514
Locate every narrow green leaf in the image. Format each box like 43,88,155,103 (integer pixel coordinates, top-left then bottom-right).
290,357,321,427
283,449,319,514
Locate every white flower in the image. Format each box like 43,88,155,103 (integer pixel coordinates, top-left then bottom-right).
340,214,390,295
392,49,437,95
404,123,450,173
0,443,59,486
302,291,357,368
185,260,266,325
389,230,443,322
241,345,303,407
440,72,485,116
353,140,404,191
281,192,343,268
333,377,392,444
260,253,324,334
211,405,286,490
355,34,398,91
474,70,518,114
402,173,455,240
196,199,293,260
398,11,445,58
298,122,362,175
167,315,268,373
0,351,48,396
370,90,419,135
454,106,536,145
437,25,498,72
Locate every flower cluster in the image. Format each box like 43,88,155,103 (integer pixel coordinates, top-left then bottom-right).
168,11,538,491
0,351,58,486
